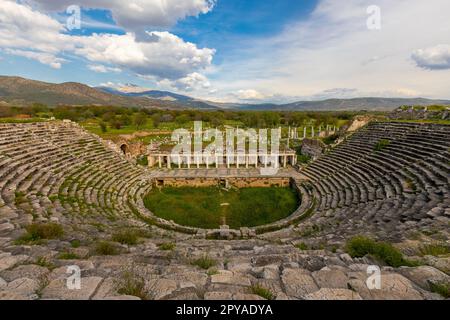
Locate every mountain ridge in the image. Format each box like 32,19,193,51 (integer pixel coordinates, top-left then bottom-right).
1,76,450,111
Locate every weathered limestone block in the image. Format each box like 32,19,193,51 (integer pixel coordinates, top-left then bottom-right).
348,273,422,300
398,266,450,291
305,288,362,300
42,277,103,300
0,291,30,300
3,277,40,297
204,291,234,300
233,293,265,300
146,278,178,300
211,270,252,287
92,277,119,300
281,268,319,298
0,253,29,272
0,276,7,289
0,264,49,282
0,223,14,235
312,268,349,289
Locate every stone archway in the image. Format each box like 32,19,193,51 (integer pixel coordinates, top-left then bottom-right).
120,144,129,155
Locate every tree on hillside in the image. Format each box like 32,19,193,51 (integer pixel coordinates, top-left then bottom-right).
151,114,161,128
134,112,147,129
99,121,107,133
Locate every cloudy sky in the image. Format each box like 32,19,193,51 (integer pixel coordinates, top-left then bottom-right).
1,0,450,103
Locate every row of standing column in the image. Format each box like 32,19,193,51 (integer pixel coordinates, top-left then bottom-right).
156,154,296,169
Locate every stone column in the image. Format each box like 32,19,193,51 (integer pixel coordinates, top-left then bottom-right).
284,155,287,168
167,156,171,169
158,156,162,168
303,127,307,139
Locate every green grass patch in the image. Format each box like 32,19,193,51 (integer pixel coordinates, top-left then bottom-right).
296,243,309,251
94,241,119,256
374,139,390,152
57,252,80,260
70,240,81,248
35,257,55,270
345,236,418,268
158,242,176,251
191,255,217,270
144,186,299,229
429,282,450,299
419,243,450,257
116,269,149,300
15,223,63,244
250,285,275,300
112,229,140,246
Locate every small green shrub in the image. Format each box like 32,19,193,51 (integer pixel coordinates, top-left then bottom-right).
136,155,148,167
191,255,217,270
116,270,149,300
35,257,55,270
94,241,119,256
346,236,417,268
297,154,311,164
158,242,176,251
16,223,64,244
57,252,80,260
112,230,139,246
296,243,309,251
374,139,390,151
207,268,219,276
71,240,81,248
250,285,275,300
322,134,339,145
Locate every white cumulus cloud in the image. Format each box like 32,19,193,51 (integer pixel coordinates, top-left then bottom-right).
87,64,122,73
28,0,215,35
0,1,214,87
412,45,450,70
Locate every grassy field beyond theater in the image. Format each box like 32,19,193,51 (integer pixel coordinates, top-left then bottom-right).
143,186,299,229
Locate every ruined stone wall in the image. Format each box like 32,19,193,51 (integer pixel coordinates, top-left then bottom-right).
155,177,291,188
156,178,219,188
228,177,290,188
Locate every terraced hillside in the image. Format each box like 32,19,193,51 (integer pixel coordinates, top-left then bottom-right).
0,121,449,300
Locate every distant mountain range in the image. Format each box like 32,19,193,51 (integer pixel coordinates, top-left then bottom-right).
97,86,215,109
1,76,449,111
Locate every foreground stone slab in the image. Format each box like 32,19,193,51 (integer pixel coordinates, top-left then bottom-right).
305,288,362,300
0,254,29,272
3,277,39,298
399,266,450,291
281,268,319,298
210,270,252,287
0,264,49,282
348,273,423,300
312,268,349,289
42,277,103,300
